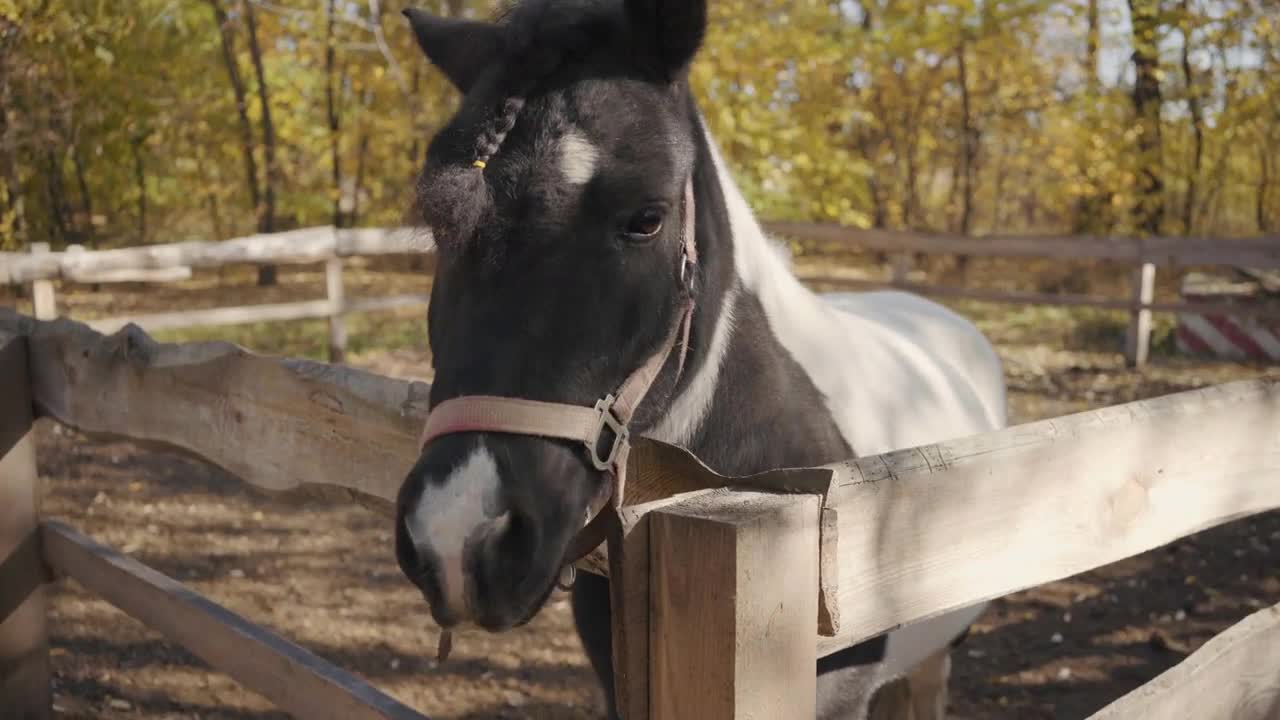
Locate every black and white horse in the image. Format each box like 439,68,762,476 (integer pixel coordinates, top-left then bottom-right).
393,1,1007,716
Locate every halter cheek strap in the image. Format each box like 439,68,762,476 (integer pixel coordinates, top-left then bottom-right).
418,178,698,565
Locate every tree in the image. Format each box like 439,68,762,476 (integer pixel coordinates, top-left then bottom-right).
0,0,1274,253
208,0,262,240
243,0,280,285
1128,0,1166,235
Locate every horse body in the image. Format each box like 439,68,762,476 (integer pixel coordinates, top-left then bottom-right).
393,2,1007,715
573,114,1007,719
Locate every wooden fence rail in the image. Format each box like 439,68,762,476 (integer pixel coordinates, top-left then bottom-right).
0,226,431,285
41,521,429,720
761,221,1280,268
1090,601,1280,720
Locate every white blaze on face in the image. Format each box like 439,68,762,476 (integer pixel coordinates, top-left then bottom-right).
557,129,599,185
404,444,501,621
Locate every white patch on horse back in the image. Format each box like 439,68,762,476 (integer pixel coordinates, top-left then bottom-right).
699,119,1006,453
557,129,599,185
645,281,739,447
404,444,500,621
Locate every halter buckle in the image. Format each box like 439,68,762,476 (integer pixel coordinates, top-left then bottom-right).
585,394,629,472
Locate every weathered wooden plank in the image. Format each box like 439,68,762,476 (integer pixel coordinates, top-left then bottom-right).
766,221,1280,269
61,245,193,284
0,338,52,719
607,504,655,720
0,226,435,285
1089,602,1280,720
40,521,428,720
88,299,336,334
86,294,430,335
66,266,194,284
1,308,429,510
818,378,1280,656
649,491,821,720
337,227,433,256
586,439,840,635
801,276,1280,321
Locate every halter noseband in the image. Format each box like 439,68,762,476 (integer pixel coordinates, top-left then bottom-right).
418,178,698,567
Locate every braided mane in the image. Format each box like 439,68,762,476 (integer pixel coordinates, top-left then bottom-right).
410,0,624,249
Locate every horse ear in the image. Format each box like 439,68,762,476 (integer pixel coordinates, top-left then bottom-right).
402,8,503,93
624,0,707,79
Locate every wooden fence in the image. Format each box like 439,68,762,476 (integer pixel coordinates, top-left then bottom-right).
761,221,1280,368
3,222,1279,368
0,226,435,363
1,306,1278,719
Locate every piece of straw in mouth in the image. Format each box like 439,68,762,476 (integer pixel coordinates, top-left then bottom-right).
437,629,453,663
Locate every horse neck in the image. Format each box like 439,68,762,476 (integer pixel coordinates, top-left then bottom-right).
643,115,854,476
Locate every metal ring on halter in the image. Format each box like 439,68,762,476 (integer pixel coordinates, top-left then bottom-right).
556,564,577,591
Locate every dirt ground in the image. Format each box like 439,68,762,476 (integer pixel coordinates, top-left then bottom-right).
8,253,1280,719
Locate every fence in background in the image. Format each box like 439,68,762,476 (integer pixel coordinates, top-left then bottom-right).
762,221,1280,367
2,307,1278,719
0,226,433,363
4,223,1278,367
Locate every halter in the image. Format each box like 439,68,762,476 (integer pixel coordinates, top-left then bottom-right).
418,178,698,568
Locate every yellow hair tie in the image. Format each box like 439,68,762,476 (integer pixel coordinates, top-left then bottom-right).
472,159,487,169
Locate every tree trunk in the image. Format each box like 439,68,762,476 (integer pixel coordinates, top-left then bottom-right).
1071,0,1106,235
325,0,344,229
1179,0,1203,236
351,128,370,228
131,137,147,243
1128,0,1165,236
0,84,17,247
72,143,96,247
208,0,261,230
207,192,226,241
904,133,921,230
956,42,977,236
243,0,279,286
1086,0,1100,95
44,150,69,244
408,67,422,174
954,41,977,273
1259,146,1272,233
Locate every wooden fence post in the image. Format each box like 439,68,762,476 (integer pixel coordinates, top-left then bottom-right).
29,244,55,321
0,337,52,719
326,256,348,364
649,491,821,720
1125,261,1156,368
891,253,911,284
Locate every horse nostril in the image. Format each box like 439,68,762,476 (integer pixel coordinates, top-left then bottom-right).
472,501,539,594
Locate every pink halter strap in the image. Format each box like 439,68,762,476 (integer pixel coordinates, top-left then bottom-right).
418,178,698,564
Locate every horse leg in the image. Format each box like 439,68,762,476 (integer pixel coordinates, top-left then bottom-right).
864,648,952,720
905,647,951,719
570,572,619,719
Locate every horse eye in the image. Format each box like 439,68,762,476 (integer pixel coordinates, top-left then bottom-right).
624,207,664,239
